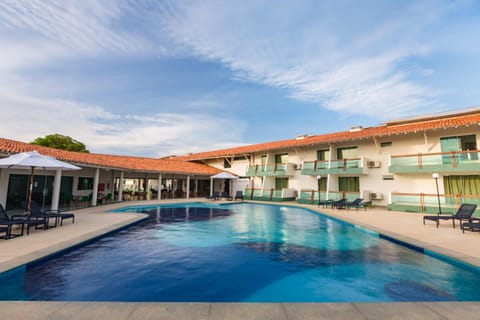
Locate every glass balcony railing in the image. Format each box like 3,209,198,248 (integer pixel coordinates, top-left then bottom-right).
243,188,295,201
388,192,480,216
301,158,364,175
245,163,292,176
390,150,480,173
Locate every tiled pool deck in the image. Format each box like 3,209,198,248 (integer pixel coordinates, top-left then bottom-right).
1,199,479,319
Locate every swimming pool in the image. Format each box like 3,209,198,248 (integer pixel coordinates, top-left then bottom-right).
1,202,479,302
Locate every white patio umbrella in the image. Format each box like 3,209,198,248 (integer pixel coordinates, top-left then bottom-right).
0,151,81,216
210,172,238,180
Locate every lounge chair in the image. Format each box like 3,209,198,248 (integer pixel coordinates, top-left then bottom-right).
220,192,233,201
333,198,347,209
234,191,244,201
423,203,477,228
31,200,75,226
347,198,365,210
21,200,75,227
0,225,8,239
206,191,220,201
462,218,480,233
0,204,44,238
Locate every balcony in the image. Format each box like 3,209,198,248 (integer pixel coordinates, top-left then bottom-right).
301,158,365,175
244,188,296,201
388,192,480,216
245,163,295,177
389,150,480,174
297,190,361,204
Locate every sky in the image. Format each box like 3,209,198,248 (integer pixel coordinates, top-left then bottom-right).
0,0,480,157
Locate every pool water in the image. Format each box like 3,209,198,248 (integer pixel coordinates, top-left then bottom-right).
1,203,479,302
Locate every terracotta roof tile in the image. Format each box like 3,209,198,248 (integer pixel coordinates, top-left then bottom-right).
175,110,480,160
0,138,220,175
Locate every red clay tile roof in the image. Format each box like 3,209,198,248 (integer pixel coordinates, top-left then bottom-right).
0,138,220,175
175,109,480,160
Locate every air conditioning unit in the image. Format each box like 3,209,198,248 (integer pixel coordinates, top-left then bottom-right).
369,192,383,200
367,160,381,168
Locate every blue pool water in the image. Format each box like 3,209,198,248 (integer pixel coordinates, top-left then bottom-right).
1,202,479,302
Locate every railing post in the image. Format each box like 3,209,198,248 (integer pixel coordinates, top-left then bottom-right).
452,152,457,168
314,160,317,172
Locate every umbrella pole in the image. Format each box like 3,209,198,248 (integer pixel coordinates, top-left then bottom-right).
27,167,35,218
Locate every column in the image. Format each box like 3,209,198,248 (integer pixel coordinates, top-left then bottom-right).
210,178,213,197
157,173,162,200
50,169,62,211
92,168,100,206
0,169,9,208
186,175,190,199
118,171,124,202
194,177,198,197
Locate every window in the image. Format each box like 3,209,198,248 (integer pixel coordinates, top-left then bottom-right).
261,155,267,166
316,149,330,161
337,146,358,160
77,177,93,190
338,176,359,192
317,178,327,191
224,158,231,168
275,153,288,164
275,178,289,189
441,134,477,163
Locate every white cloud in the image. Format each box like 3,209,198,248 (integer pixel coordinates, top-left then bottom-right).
155,0,453,118
0,0,148,55
0,89,245,157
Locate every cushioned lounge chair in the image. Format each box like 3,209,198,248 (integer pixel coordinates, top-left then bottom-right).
423,203,477,228
27,200,75,226
0,204,44,238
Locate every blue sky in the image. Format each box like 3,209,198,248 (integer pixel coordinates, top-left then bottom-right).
0,0,479,157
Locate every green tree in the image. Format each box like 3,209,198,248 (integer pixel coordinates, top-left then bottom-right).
31,134,90,153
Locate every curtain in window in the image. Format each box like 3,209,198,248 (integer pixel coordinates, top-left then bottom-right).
317,178,327,191
275,178,289,189
444,175,480,195
338,177,360,192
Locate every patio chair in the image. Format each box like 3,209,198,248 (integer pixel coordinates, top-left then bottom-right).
28,200,75,226
0,204,44,238
423,203,477,228
234,191,244,201
346,198,365,210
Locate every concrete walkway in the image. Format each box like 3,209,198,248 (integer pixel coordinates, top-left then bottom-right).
0,199,479,319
